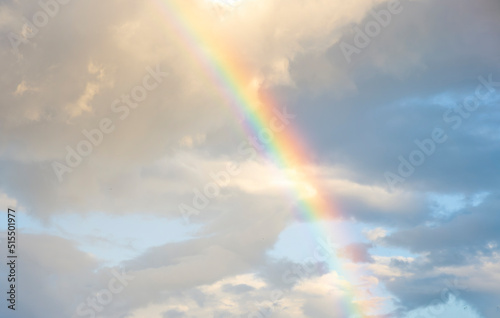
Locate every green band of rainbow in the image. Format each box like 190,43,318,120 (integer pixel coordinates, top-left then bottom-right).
152,1,369,316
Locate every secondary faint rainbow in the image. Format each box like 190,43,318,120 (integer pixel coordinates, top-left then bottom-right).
152,0,369,316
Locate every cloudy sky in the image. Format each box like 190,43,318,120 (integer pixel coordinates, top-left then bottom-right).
1,0,499,317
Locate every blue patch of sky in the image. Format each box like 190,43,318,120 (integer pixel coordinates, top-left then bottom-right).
15,211,201,266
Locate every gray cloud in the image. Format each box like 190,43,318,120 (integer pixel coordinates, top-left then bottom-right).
1,0,499,317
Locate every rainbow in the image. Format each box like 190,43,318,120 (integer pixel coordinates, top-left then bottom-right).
151,0,371,316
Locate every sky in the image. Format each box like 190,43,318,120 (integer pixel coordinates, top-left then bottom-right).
0,0,499,317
